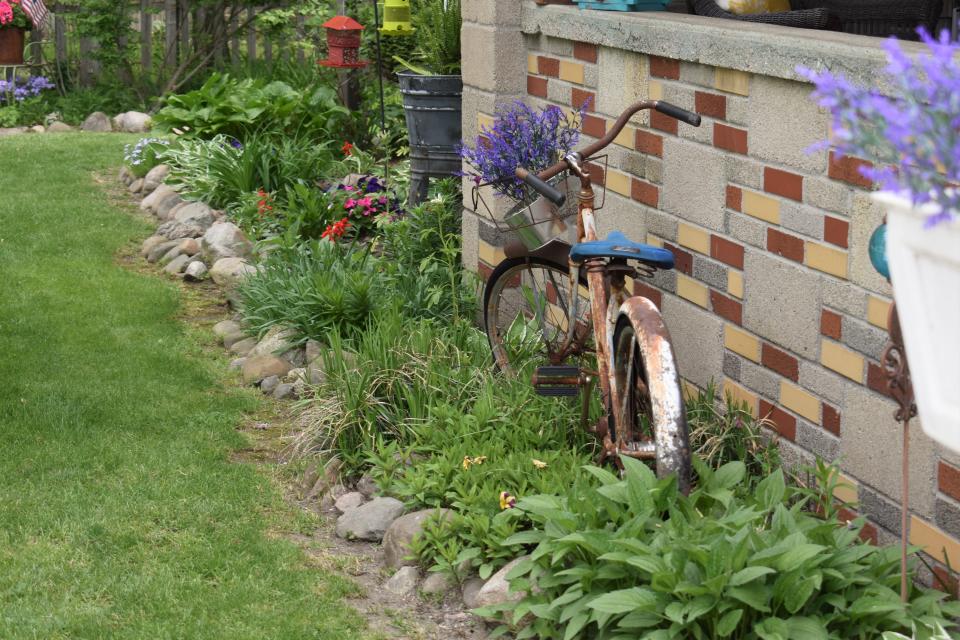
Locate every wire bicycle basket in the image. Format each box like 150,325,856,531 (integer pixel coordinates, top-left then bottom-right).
466,155,609,251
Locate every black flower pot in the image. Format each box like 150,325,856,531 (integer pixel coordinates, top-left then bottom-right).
397,71,462,206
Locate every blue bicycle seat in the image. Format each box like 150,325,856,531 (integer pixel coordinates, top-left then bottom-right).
569,231,675,270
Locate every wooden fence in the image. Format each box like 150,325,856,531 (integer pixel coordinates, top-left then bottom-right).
31,2,320,87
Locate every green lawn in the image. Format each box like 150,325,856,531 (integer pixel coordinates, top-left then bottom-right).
0,134,361,639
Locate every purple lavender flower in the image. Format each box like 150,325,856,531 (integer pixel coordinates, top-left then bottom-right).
0,75,55,105
799,29,960,227
460,100,588,201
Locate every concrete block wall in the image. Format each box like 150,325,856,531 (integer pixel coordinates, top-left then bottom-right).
460,0,960,591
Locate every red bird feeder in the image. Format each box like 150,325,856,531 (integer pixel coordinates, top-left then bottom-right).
319,16,369,69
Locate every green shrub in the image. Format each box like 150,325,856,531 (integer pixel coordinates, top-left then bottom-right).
153,73,352,140
412,0,462,74
236,240,382,345
0,105,18,127
379,178,477,322
123,137,172,178
161,134,337,210
358,80,409,157
52,84,145,125
687,384,781,485
486,458,960,639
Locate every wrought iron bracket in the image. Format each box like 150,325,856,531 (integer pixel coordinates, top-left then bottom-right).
881,302,917,423
882,302,917,603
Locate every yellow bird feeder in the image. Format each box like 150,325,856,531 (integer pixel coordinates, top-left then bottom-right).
380,0,415,36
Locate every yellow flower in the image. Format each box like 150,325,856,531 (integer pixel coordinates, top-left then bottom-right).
463,455,487,470
499,491,516,510
531,459,547,469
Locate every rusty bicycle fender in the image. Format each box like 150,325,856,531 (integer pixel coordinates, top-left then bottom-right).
618,296,692,495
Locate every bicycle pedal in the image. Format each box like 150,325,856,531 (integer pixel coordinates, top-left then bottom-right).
532,366,582,397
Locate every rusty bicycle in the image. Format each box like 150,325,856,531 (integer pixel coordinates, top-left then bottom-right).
480,100,701,493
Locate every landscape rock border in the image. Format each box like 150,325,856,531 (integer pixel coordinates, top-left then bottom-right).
7,110,155,136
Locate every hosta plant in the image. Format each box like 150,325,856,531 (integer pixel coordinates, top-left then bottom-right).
487,457,960,639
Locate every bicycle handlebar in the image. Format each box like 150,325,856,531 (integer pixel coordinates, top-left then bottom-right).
516,167,567,207
655,101,702,127
515,100,702,199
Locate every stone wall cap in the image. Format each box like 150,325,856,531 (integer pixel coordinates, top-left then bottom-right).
520,0,931,90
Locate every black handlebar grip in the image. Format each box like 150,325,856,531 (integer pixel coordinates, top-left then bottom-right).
517,168,567,207
655,101,702,127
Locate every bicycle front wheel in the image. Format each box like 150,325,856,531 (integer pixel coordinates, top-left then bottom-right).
483,257,592,376
611,297,691,493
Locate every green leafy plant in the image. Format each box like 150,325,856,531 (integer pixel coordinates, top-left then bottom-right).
378,178,477,322
123,137,172,178
230,183,341,242
52,84,145,125
236,240,382,346
0,105,18,127
154,73,352,140
687,384,781,484
161,133,337,210
395,0,461,75
486,457,960,639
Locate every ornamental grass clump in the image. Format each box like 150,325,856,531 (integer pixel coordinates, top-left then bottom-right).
800,29,960,227
460,100,587,201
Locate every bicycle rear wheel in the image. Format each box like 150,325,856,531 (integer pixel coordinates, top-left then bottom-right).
610,297,691,493
483,257,592,376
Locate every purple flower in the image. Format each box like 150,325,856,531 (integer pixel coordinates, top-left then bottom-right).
799,28,960,227
0,75,55,105
459,100,588,201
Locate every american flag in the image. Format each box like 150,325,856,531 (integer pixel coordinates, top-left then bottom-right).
21,0,50,30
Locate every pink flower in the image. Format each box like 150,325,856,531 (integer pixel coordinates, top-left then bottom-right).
344,198,357,209
344,185,355,192
357,197,372,208
378,196,387,205
0,3,13,24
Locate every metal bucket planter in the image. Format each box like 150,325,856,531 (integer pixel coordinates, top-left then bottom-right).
0,28,25,65
503,174,580,250
397,71,462,206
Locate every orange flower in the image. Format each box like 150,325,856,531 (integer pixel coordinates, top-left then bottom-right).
321,217,351,241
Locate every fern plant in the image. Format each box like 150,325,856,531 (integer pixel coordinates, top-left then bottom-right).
396,0,462,75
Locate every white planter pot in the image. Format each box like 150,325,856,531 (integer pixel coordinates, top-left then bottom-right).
873,192,960,452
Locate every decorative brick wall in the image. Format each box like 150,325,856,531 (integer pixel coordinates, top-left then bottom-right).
461,1,960,591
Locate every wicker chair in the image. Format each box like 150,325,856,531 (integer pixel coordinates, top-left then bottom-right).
800,0,943,40
689,0,830,29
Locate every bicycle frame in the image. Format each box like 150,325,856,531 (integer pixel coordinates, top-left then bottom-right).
520,99,694,462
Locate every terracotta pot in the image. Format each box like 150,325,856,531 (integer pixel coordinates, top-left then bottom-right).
0,28,25,65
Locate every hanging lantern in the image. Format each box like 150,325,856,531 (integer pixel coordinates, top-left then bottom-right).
319,16,369,69
380,0,415,36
